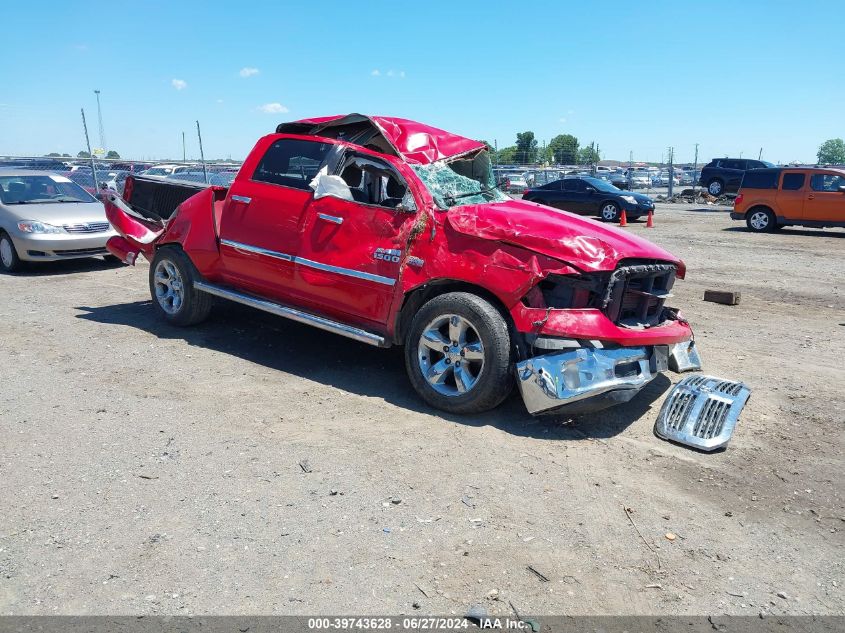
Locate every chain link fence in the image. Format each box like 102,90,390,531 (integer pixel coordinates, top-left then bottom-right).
0,155,244,197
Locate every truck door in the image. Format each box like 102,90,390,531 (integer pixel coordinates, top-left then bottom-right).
775,171,806,222
803,172,845,224
217,137,333,300
294,153,419,328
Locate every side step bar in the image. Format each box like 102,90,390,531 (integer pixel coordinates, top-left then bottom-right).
193,281,387,347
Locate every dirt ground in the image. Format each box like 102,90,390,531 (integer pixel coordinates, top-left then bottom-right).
0,204,842,617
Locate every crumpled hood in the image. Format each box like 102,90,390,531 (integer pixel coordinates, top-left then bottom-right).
446,199,682,273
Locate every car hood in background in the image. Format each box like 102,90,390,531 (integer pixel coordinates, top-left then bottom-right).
630,192,654,204
446,198,680,274
0,201,107,225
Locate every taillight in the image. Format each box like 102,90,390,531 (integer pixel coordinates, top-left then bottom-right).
734,193,743,207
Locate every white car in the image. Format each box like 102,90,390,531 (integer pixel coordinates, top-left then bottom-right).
0,170,116,272
630,172,652,188
142,164,195,177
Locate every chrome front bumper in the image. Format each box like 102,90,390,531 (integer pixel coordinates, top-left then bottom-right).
516,340,702,415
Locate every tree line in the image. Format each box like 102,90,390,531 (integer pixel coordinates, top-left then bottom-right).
45,151,121,159
478,132,600,166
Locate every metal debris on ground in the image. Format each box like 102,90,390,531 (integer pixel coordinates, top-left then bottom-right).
654,375,751,451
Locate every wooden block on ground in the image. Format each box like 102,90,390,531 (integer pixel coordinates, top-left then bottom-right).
703,289,741,305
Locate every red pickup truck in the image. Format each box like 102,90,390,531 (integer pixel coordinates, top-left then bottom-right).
103,114,701,415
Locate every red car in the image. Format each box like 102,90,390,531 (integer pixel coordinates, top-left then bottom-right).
103,114,701,415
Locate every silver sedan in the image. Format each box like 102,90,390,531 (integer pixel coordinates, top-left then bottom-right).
0,170,117,272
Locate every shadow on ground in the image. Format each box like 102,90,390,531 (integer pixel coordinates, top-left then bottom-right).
721,226,845,237
75,299,671,441
1,256,123,277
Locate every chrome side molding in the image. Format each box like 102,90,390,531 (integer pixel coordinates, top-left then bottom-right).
193,281,387,347
231,195,252,204
317,213,344,225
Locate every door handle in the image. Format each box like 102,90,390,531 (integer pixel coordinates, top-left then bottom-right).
807,194,815,200
317,213,344,225
231,195,251,204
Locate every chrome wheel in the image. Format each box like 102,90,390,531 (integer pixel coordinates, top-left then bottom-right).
601,204,619,221
748,211,769,231
708,180,723,196
749,211,769,230
0,237,13,268
417,314,485,396
153,259,184,314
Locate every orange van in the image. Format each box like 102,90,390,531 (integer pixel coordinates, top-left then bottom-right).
731,167,845,232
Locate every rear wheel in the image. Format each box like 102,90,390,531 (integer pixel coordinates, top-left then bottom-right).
707,179,724,196
600,202,620,222
745,207,777,233
0,232,22,273
404,292,513,414
149,247,212,326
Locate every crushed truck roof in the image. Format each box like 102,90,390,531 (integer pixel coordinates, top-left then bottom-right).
276,113,485,165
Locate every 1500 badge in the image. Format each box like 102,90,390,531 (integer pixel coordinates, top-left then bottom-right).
373,248,401,263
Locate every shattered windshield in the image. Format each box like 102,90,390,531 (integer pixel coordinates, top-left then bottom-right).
412,150,510,209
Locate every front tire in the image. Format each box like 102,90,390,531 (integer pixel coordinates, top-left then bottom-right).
0,231,22,273
707,179,724,196
404,292,513,414
149,247,212,326
745,207,777,233
600,202,620,222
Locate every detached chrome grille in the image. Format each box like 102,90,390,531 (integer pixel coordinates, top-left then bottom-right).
654,375,751,451
63,222,111,234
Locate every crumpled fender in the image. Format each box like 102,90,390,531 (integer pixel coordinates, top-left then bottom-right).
446,198,684,276
103,194,165,262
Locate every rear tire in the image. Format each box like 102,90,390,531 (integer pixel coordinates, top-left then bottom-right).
0,232,22,273
745,207,777,233
707,179,724,196
149,246,212,326
404,292,513,414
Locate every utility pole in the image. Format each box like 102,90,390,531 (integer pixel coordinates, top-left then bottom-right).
494,139,498,168
182,132,186,161
196,121,208,184
693,143,699,194
80,108,98,193
667,146,674,197
93,90,106,153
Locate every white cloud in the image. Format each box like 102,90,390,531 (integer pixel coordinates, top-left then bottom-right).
171,79,187,91
239,67,259,78
374,69,405,79
258,102,289,114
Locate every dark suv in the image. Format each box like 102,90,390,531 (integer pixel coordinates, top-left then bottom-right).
699,158,773,196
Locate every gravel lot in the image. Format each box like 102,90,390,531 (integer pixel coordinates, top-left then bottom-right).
0,204,842,616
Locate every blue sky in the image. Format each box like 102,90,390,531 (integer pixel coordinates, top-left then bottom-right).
2,0,842,164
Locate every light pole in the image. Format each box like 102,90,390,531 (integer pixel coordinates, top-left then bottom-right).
93,90,106,153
